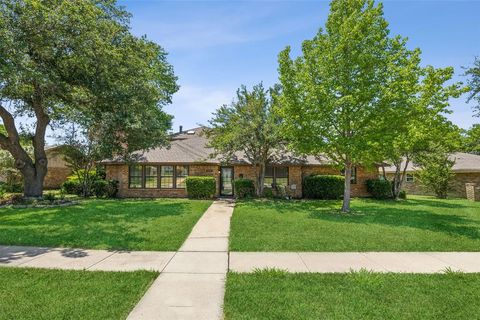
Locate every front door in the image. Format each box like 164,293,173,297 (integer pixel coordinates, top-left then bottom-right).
220,167,234,196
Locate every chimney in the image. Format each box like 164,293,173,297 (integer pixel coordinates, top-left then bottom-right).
179,125,183,133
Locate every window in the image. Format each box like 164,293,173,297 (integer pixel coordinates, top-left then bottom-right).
264,166,289,188
175,165,189,188
161,166,174,188
128,165,189,189
341,167,357,184
144,166,158,188
406,174,414,182
129,165,143,189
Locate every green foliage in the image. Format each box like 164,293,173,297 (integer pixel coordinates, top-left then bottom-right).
0,0,177,197
399,190,407,199
462,124,480,155
303,175,345,199
263,188,274,198
92,180,108,198
416,149,455,199
234,179,255,199
91,179,119,198
186,176,216,199
466,57,480,116
0,184,5,199
366,179,393,200
43,193,56,202
61,180,81,195
205,83,284,196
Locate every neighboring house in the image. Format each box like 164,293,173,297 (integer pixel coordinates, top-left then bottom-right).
383,152,480,198
43,146,72,189
103,127,378,198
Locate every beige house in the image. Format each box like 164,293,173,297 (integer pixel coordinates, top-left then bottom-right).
43,146,72,189
104,127,377,198
383,152,480,199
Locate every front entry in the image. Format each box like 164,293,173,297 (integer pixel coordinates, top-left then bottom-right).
220,167,234,196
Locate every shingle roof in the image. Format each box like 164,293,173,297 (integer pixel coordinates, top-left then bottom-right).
383,152,480,173
103,126,330,165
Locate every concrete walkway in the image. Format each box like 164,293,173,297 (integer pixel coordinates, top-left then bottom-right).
0,245,175,271
127,200,234,320
229,252,480,273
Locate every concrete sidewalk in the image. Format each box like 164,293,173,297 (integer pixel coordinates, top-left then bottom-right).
229,252,480,273
127,199,234,320
0,245,175,271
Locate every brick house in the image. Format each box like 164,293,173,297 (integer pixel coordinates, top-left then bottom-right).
104,127,377,198
383,152,480,199
43,146,73,189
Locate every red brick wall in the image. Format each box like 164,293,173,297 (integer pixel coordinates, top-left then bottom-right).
106,163,220,198
105,163,376,198
387,172,480,199
302,165,377,197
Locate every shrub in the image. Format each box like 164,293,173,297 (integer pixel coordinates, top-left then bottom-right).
92,180,108,198
234,179,255,198
399,190,407,199
43,193,56,202
303,175,344,199
0,185,5,199
186,176,216,199
61,180,80,195
366,179,393,199
105,179,119,198
263,188,274,198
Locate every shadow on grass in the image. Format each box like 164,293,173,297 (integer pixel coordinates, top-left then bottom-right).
238,197,480,240
0,200,193,250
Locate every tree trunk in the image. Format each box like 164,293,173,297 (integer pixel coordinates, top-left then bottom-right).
341,163,352,213
392,158,409,200
22,163,47,198
258,163,266,196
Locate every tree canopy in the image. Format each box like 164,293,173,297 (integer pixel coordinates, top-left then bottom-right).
205,83,284,196
466,57,480,116
0,0,178,196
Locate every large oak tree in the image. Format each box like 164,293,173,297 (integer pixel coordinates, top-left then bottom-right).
0,0,178,197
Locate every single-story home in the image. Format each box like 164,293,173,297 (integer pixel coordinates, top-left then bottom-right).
104,127,378,198
43,146,73,189
383,152,480,198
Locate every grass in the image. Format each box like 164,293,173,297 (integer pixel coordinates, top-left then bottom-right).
0,267,157,320
0,198,211,251
224,270,480,320
229,196,480,251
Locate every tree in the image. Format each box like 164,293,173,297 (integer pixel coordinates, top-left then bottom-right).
466,57,480,116
416,146,455,199
278,0,416,212
462,124,480,154
205,83,284,196
379,65,464,200
0,0,178,197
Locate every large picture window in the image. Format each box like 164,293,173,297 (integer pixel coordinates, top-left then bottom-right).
264,166,289,188
161,166,174,189
144,166,158,189
176,165,189,189
128,165,189,189
129,165,143,189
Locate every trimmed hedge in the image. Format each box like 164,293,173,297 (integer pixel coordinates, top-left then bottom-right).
366,179,393,199
234,179,255,199
303,175,344,199
186,176,216,199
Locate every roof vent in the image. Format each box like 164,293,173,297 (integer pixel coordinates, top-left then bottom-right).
186,130,195,135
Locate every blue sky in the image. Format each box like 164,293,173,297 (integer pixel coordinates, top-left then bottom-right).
118,0,480,133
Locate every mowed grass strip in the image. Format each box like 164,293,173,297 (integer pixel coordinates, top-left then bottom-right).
0,199,212,251
224,270,480,320
0,267,157,320
229,196,480,251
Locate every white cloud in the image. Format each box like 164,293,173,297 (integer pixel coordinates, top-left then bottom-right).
165,84,234,130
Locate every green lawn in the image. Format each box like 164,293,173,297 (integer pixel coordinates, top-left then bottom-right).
0,199,211,251
230,196,480,251
0,267,157,320
224,270,480,320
